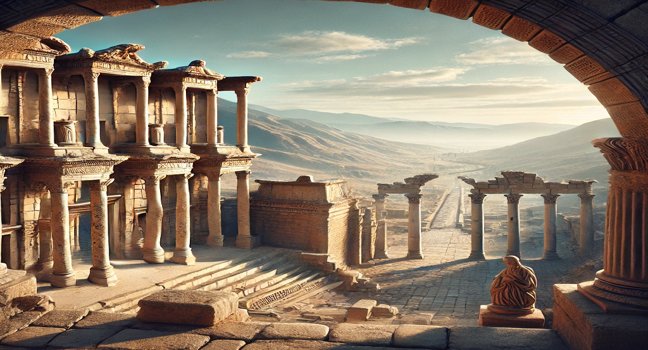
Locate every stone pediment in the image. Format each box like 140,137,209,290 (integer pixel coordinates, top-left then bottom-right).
57,43,167,71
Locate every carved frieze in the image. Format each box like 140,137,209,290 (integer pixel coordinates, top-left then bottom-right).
459,171,595,195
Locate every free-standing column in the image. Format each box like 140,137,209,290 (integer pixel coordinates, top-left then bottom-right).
468,192,486,260
542,193,560,260
235,88,249,151
578,193,595,256
135,76,151,146
174,84,188,151
39,68,55,146
49,181,75,287
171,174,196,265
235,170,256,249
206,172,223,247
206,89,218,146
0,178,4,274
505,193,523,257
405,193,423,259
35,192,53,280
84,71,106,152
142,175,165,263
372,194,389,259
88,179,118,286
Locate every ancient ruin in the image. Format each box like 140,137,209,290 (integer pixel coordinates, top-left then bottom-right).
460,171,595,260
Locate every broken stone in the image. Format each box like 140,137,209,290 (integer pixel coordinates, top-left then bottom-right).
137,290,238,326
346,299,377,322
371,304,399,318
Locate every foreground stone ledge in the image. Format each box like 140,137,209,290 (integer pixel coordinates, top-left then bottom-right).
97,328,210,350
393,325,447,349
448,327,568,350
328,323,398,346
0,326,65,348
32,309,89,328
259,322,329,340
194,321,269,341
48,328,121,349
74,311,137,329
202,339,246,350
137,290,238,326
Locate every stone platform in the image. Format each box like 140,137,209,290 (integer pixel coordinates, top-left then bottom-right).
478,305,545,328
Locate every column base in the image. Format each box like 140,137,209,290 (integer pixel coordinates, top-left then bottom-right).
170,249,196,265
207,235,225,247
142,247,165,264
235,235,260,249
88,266,118,287
578,278,648,313
50,272,76,288
407,251,424,260
374,251,390,259
34,265,53,282
543,251,560,260
468,251,485,260
0,263,6,274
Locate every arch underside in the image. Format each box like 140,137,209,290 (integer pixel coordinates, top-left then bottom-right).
0,0,648,138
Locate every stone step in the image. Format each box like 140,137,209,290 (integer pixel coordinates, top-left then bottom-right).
238,269,317,309
242,271,325,310
235,266,308,298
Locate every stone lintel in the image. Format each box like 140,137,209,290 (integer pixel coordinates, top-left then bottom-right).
218,76,262,91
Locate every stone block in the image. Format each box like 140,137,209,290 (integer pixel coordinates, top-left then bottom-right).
328,323,397,346
448,327,568,350
0,326,65,348
239,339,348,350
137,290,238,326
429,0,479,20
98,329,210,350
201,339,246,350
195,321,268,341
259,322,329,341
478,305,545,328
48,328,120,349
372,304,399,318
32,309,89,328
393,312,435,325
0,271,37,307
346,299,377,321
502,16,542,42
472,4,511,30
74,311,136,329
393,325,447,349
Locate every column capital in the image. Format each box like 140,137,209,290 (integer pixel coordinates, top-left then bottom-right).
236,170,251,179
505,193,523,204
578,193,595,201
593,137,648,171
372,193,388,201
173,83,187,94
90,178,114,192
206,88,217,96
83,70,100,83
405,193,422,204
49,180,76,193
541,193,560,204
235,87,250,97
144,175,165,185
179,173,194,180
136,75,151,87
469,192,486,204
41,67,54,77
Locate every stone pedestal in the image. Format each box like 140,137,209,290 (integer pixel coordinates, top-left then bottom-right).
406,193,423,259
53,120,77,146
505,193,523,257
469,192,486,260
478,305,545,328
542,193,560,260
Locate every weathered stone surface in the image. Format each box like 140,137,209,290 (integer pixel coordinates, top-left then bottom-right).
259,322,329,340
48,328,120,349
0,272,37,308
479,305,545,328
137,290,238,326
393,312,435,325
32,309,89,328
372,304,398,318
202,339,246,350
194,321,268,341
328,324,397,346
346,299,377,321
74,311,137,329
393,325,447,349
98,329,210,350
0,326,65,348
0,310,44,338
448,327,568,350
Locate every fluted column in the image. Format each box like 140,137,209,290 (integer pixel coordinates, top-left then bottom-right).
579,193,595,256
142,175,165,263
135,76,151,146
206,172,223,247
542,193,560,260
88,179,118,286
171,174,196,265
39,68,56,146
206,89,218,146
235,170,256,249
372,193,389,259
235,88,249,152
405,193,423,259
83,71,107,152
49,181,75,287
505,193,523,257
174,84,188,151
469,192,486,260
578,138,648,310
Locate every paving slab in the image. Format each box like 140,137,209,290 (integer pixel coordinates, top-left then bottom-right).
97,328,210,350
240,339,422,350
201,339,247,350
31,309,88,328
193,321,268,341
329,324,397,346
259,322,329,340
393,325,447,349
0,326,65,348
448,327,568,350
74,311,137,329
48,328,120,349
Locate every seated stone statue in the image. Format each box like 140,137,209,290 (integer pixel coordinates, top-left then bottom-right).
488,255,537,315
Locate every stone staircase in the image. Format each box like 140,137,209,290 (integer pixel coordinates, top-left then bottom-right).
97,249,336,314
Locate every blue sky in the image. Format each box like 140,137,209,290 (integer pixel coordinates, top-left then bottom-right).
58,0,607,125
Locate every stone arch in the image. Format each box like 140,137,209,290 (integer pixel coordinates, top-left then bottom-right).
1,0,648,137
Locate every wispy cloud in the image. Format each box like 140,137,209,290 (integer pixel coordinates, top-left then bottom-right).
226,50,272,59
456,37,553,65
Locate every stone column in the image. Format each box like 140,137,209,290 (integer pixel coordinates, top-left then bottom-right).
0,177,4,274
405,193,423,259
235,88,249,152
542,193,560,260
469,192,486,260
83,71,106,152
35,192,53,280
579,193,595,256
372,193,389,259
39,68,56,147
206,89,218,146
135,76,151,146
88,179,118,286
49,181,75,287
578,138,648,310
206,172,223,247
171,174,196,265
142,175,165,263
505,193,523,257
235,170,256,249
174,84,188,151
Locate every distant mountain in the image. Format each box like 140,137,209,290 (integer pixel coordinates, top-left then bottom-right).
459,118,620,185
247,105,575,150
